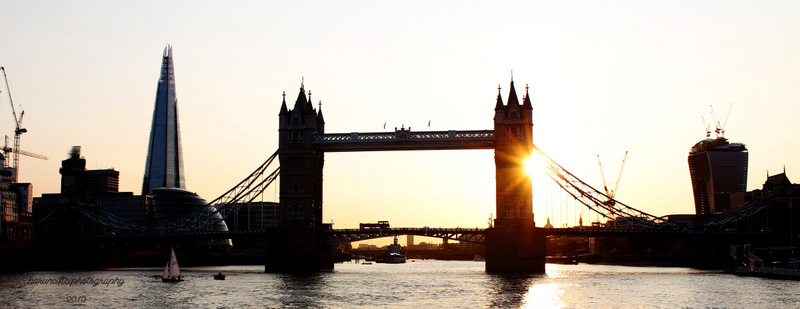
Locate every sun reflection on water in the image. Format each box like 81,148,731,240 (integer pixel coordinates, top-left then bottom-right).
520,282,566,309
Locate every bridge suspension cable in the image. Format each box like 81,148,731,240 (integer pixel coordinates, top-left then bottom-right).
74,150,281,234
157,150,281,231
533,144,676,229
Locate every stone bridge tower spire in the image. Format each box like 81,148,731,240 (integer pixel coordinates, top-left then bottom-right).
486,78,544,272
278,82,325,228
271,81,330,272
492,79,534,227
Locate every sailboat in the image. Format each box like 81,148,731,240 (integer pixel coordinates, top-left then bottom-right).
162,247,183,282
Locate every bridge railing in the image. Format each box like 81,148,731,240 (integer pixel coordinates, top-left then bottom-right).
313,130,495,143
328,227,486,245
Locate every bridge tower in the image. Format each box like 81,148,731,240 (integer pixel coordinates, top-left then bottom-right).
485,79,546,272
267,81,332,272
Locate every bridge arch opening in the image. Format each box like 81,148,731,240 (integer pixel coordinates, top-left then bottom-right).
322,150,495,245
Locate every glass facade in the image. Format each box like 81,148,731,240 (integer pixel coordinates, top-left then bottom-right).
688,137,748,215
142,45,185,195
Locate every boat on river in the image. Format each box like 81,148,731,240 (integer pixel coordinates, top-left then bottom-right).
376,236,407,264
161,248,183,282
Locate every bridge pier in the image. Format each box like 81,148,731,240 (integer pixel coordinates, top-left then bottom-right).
264,226,334,272
485,226,546,273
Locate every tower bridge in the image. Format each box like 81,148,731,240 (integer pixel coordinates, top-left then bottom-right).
270,79,540,272
71,76,775,273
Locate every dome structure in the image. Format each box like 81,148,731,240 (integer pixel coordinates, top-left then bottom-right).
152,187,232,247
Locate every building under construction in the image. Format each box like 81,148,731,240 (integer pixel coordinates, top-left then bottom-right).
688,136,748,215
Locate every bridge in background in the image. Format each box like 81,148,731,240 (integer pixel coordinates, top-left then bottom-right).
68,79,776,273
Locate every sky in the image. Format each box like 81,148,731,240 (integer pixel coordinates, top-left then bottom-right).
2,1,800,236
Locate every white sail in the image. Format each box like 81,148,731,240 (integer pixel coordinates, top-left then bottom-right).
162,261,170,279
168,248,181,278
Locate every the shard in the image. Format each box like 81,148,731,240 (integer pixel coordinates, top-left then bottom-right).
142,45,185,196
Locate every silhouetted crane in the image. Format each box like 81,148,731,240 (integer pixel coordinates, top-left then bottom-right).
597,151,628,206
1,67,47,182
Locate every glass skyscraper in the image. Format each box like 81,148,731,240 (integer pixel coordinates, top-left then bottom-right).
142,45,185,196
688,136,748,215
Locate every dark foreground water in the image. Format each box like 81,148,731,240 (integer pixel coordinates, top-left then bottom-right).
1,261,797,308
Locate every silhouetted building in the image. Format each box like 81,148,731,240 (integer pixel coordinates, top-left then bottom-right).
688,137,748,215
0,182,34,249
0,153,14,183
142,45,186,196
493,80,534,227
277,81,325,227
224,201,279,231
152,187,231,247
36,146,150,232
746,172,800,246
59,146,86,194
85,169,119,194
223,202,279,250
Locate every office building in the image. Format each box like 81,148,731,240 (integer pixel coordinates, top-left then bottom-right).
688,137,748,215
142,45,186,196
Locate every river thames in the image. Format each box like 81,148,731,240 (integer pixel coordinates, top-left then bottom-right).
1,260,797,308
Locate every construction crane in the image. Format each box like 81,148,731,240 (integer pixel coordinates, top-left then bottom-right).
710,103,734,138
1,67,47,182
701,116,712,138
597,151,628,206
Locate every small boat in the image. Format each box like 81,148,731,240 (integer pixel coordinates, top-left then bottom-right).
214,272,226,280
375,236,406,264
362,261,373,265
161,247,183,282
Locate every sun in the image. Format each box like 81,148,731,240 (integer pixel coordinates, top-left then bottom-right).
524,155,544,177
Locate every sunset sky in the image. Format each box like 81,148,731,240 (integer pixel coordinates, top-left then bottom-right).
2,1,800,237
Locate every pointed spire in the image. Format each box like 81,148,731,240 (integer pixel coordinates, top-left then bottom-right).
293,80,307,112
522,83,532,109
507,80,520,106
279,91,288,115
143,45,184,195
317,100,325,124
494,84,504,110
163,44,172,58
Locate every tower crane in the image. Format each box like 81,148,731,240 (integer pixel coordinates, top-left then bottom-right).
597,151,628,206
1,67,47,182
710,104,734,138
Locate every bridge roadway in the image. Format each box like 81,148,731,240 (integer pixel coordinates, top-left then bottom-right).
77,227,765,244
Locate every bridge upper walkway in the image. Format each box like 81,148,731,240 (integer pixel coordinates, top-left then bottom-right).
313,129,495,152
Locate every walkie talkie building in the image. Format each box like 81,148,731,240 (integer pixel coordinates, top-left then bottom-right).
688,137,748,215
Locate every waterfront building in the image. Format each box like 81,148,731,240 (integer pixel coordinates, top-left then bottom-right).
152,187,231,247
142,45,186,196
0,182,34,250
688,137,748,215
36,146,151,228
223,201,279,231
223,202,279,250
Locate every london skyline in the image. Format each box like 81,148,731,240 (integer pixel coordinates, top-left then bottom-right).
2,1,800,231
